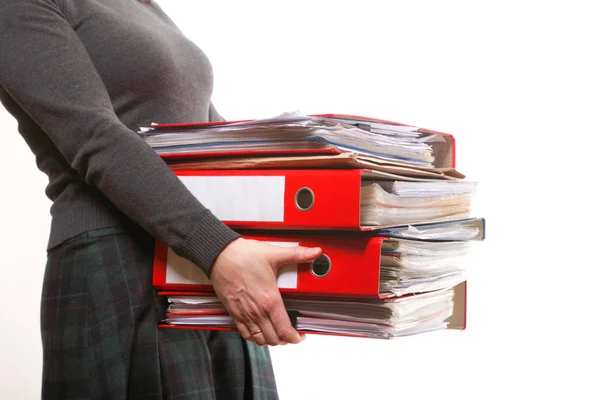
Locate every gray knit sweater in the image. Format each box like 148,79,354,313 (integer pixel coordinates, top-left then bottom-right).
0,0,240,274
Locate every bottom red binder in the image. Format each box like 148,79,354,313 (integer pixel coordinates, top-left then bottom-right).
153,233,472,299
156,282,467,339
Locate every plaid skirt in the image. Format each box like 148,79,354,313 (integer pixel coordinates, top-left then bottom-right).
40,225,279,400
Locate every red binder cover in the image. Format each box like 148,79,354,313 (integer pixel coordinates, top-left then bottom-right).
153,233,385,298
169,168,455,231
153,233,468,303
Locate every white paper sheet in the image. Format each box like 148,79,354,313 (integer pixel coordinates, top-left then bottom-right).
165,241,299,289
178,175,286,222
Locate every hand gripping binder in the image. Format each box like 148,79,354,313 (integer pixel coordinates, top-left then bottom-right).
152,231,470,338
170,168,474,231
153,232,471,300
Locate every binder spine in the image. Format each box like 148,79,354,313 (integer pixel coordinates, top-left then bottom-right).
153,235,385,298
174,169,364,230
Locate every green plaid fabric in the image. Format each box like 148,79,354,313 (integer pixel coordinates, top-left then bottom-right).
41,225,278,399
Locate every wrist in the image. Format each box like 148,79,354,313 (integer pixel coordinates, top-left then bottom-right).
179,213,241,277
209,236,244,278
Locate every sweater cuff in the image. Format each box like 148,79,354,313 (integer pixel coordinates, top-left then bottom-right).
179,211,241,278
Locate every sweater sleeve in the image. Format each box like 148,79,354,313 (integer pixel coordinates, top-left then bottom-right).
0,0,239,275
209,103,226,122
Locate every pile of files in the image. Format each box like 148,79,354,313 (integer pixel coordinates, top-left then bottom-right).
139,112,485,339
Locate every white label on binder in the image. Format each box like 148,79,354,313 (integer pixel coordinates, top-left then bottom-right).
166,241,299,289
178,175,286,222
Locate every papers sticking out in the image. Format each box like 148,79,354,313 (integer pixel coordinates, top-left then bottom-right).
378,239,470,297
360,180,477,226
380,218,486,241
138,112,455,168
166,152,465,181
314,115,422,137
377,181,477,197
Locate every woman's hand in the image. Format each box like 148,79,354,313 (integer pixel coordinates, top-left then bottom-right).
210,238,322,346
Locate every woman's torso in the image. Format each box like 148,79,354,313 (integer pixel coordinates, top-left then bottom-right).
0,0,217,249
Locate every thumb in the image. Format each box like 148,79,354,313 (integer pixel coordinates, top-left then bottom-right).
271,245,322,267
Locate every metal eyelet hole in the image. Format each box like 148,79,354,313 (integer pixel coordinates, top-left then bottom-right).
311,254,331,278
295,187,315,211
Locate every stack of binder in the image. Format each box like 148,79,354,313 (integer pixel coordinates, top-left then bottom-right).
139,112,485,339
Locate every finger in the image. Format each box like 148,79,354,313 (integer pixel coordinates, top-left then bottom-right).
226,300,266,345
236,321,266,346
255,316,283,346
267,293,303,344
240,296,283,346
246,323,268,346
271,246,322,266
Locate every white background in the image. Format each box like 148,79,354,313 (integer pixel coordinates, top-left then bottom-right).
1,0,599,398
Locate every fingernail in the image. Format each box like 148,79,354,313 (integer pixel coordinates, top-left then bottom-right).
307,247,321,257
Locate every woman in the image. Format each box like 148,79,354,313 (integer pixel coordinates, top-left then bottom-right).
0,0,321,398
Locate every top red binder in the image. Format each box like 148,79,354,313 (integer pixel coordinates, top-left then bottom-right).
140,113,456,169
